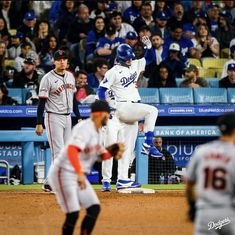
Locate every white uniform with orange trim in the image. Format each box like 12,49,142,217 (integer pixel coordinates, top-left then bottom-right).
38,70,76,162
48,119,107,213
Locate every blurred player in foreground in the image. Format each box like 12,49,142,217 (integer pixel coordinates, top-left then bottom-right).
186,112,235,235
48,100,124,235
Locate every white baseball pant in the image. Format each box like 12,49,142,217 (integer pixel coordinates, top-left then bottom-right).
48,166,100,214
44,113,72,163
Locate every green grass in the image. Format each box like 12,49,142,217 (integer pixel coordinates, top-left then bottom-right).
0,184,185,191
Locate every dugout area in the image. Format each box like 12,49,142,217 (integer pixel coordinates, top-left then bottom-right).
0,185,192,235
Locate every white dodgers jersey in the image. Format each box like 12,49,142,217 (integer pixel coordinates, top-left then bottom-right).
54,119,106,174
99,58,146,102
187,140,235,209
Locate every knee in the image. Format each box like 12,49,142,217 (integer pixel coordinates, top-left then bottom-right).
87,204,101,218
65,211,79,226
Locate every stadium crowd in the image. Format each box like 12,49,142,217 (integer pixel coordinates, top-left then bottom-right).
0,0,235,105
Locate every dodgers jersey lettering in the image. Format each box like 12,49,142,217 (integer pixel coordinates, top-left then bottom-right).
54,119,106,173
187,140,235,209
99,58,146,102
39,70,76,114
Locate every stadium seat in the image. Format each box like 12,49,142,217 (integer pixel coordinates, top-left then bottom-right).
159,88,194,104
193,88,227,104
220,48,229,58
206,78,219,88
188,58,201,67
201,58,228,78
227,88,235,103
8,88,28,104
138,88,160,104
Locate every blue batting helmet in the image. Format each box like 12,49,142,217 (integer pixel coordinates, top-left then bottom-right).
116,44,135,62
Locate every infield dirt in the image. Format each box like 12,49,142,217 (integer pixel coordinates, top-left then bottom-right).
0,190,193,235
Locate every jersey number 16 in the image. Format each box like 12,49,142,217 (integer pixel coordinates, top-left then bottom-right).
204,167,227,190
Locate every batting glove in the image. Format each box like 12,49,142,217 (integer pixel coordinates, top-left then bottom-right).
142,36,152,49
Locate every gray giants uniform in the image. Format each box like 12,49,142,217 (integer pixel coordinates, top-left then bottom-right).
187,140,235,235
48,119,105,213
38,70,76,162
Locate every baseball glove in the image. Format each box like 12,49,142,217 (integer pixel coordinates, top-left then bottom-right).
106,143,125,160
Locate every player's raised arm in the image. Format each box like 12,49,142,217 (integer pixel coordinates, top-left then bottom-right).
141,36,156,66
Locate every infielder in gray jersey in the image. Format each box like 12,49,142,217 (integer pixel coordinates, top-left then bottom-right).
35,50,81,192
186,112,235,235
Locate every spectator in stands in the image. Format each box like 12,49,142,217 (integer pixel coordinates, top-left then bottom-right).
221,45,235,78
74,69,95,104
38,34,58,72
66,4,92,45
0,16,10,42
0,0,20,29
206,3,220,36
185,0,206,24
2,65,15,87
162,42,186,78
0,40,7,79
183,23,197,47
96,24,124,61
33,21,51,53
153,1,172,19
18,11,37,41
31,1,52,21
151,33,163,65
179,64,208,88
109,10,136,39
214,12,235,51
87,58,108,88
222,1,235,20
150,10,170,39
0,83,17,105
7,31,25,59
148,137,176,184
162,23,195,66
14,42,37,72
148,62,176,88
85,16,105,63
12,57,39,94
219,63,235,88
57,0,76,43
123,0,142,24
90,0,108,20
194,24,219,58
167,2,187,29
132,2,154,33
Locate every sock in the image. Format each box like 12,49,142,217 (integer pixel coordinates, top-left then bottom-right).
81,205,101,235
144,131,154,146
63,211,79,235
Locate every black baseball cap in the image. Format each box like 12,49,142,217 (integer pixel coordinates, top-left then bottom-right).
217,112,235,135
53,50,68,61
90,100,111,113
24,57,36,65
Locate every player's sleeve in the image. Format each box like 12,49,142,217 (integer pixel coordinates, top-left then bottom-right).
186,148,201,183
97,70,116,100
136,57,146,74
38,74,50,98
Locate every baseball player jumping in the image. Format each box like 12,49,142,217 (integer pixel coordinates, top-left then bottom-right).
48,100,124,235
97,36,163,190
186,112,235,235
35,50,81,192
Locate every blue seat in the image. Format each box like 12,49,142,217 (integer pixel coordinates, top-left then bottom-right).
138,88,160,104
8,88,23,104
227,88,235,103
193,88,227,104
206,78,219,88
159,88,194,104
